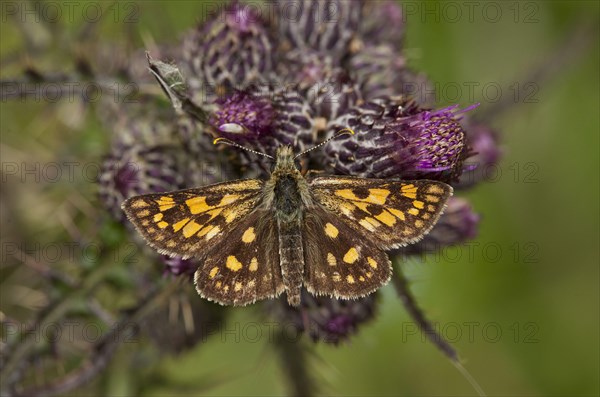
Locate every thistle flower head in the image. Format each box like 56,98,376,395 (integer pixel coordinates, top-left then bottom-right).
326,99,477,182
269,290,379,344
275,0,362,63
202,87,314,175
182,1,274,100
279,49,361,121
99,145,186,221
408,105,473,173
358,0,405,47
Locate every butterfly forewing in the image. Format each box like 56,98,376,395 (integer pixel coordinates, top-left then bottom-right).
194,210,284,305
309,177,453,250
303,206,392,298
121,179,264,259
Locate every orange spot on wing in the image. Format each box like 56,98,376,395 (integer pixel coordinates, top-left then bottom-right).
182,221,202,238
367,257,378,269
226,256,243,272
249,257,258,272
426,185,444,194
324,223,339,238
367,188,390,205
388,208,406,221
327,252,337,266
242,227,256,243
156,196,175,211
219,194,240,206
172,218,190,232
343,247,359,264
335,189,359,201
375,210,396,226
185,197,211,214
401,184,418,199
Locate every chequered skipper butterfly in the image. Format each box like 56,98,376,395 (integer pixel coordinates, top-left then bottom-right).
122,131,452,306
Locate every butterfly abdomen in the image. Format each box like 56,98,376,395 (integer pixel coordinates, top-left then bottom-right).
278,218,304,306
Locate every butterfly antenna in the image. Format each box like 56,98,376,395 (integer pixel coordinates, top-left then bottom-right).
213,137,274,160
294,128,355,160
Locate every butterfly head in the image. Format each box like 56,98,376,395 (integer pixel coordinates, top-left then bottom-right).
273,146,298,173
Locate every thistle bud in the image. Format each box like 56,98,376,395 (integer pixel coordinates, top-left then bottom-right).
182,1,275,102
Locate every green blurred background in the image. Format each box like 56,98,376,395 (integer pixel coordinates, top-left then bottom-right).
1,1,598,396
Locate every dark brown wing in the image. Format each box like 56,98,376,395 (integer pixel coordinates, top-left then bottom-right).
309,177,453,250
302,206,392,299
194,210,284,306
121,179,263,259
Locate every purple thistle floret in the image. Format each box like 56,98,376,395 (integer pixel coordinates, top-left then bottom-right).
225,2,260,33
161,255,198,277
210,91,276,140
407,104,479,173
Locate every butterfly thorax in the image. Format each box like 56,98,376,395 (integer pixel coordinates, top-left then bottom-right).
265,146,312,221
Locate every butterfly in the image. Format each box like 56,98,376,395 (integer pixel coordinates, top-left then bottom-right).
122,132,452,306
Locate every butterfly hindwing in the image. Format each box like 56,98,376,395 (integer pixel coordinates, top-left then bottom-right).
303,206,392,298
121,179,264,259
309,177,453,250
194,210,285,305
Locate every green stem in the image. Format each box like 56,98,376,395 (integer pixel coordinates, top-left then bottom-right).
273,330,316,397
392,261,458,362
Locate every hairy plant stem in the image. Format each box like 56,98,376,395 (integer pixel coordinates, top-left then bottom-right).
273,330,316,397
11,280,180,397
392,260,458,362
1,250,122,392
